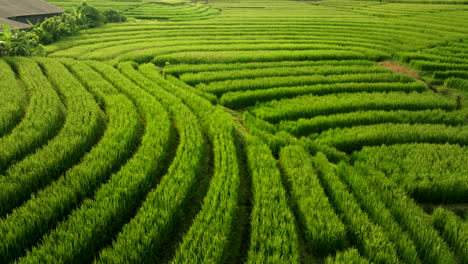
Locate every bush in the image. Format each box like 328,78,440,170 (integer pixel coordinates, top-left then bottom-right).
103,9,127,23
75,2,105,28
0,24,44,56
32,13,79,44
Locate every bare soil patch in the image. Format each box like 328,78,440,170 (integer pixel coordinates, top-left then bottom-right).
378,61,420,79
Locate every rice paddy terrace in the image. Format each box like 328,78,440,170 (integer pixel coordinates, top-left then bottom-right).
1,0,468,263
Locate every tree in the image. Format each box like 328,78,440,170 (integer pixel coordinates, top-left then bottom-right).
0,24,44,56
75,2,105,28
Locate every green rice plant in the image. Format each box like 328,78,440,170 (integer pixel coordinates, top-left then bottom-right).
68,35,390,61
245,137,300,263
59,58,120,105
299,137,350,163
312,153,399,264
138,64,241,264
433,70,468,80
16,61,173,263
352,165,459,264
315,123,468,153
244,112,278,134
325,249,371,264
0,58,104,217
150,50,366,66
338,164,421,264
0,87,141,263
432,207,467,263
445,77,468,91
279,145,346,255
220,82,427,109
0,59,27,137
410,60,468,71
48,33,391,59
95,62,206,263
251,92,456,123
353,143,468,203
398,52,468,64
164,60,374,76
180,65,387,85
125,2,219,21
279,109,465,136
139,42,354,62
165,75,217,103
0,58,64,172
200,73,415,96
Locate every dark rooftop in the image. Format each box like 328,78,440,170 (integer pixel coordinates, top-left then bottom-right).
0,0,64,30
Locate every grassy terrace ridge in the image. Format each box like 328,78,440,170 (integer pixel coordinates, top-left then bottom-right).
2,0,468,262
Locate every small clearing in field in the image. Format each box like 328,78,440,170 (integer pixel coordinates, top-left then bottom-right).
378,61,420,79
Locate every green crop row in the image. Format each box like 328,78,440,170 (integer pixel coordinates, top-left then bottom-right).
220,82,427,109
353,143,468,203
279,145,345,255
245,138,300,263
200,73,415,96
125,3,219,21
433,70,468,80
165,75,217,103
95,62,206,262
445,77,468,91
0,58,104,217
352,165,458,264
432,207,468,263
411,60,468,71
325,249,371,264
316,123,468,153
164,60,374,76
0,61,142,263
47,32,393,59
338,164,421,264
0,58,64,172
149,50,367,65
51,35,393,60
180,65,388,85
138,64,241,263
251,91,455,123
398,52,468,64
137,43,381,64
244,113,347,162
0,60,27,137
313,153,400,264
279,109,465,136
16,61,174,263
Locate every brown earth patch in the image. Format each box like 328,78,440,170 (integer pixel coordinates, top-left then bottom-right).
378,61,420,79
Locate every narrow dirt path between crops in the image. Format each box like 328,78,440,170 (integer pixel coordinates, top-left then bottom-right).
378,61,420,79
378,60,440,92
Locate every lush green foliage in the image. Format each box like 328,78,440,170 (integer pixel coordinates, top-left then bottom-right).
0,60,142,263
353,143,468,202
0,3,126,56
96,62,206,262
280,145,345,255
432,207,468,263
2,0,468,262
0,60,27,137
0,25,44,56
351,165,458,264
0,58,64,173
313,153,399,264
246,138,300,263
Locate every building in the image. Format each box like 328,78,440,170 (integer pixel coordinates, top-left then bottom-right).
0,0,64,31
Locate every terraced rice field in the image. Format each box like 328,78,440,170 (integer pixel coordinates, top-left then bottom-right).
49,0,220,21
1,0,467,263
